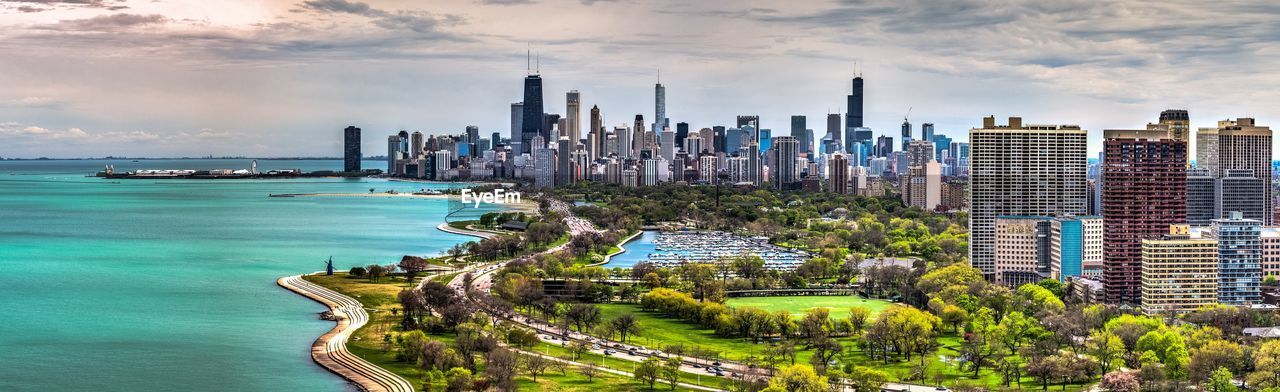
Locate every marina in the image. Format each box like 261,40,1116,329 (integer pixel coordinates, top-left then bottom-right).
610,230,810,270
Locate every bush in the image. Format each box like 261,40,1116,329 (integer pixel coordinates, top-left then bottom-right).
349,266,367,277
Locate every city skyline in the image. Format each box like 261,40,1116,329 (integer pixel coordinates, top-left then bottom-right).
2,0,1280,158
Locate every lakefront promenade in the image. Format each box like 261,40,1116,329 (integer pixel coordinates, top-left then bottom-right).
277,274,414,392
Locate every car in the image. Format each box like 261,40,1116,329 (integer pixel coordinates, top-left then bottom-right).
712,362,722,366
604,350,614,355
691,364,701,369
747,364,755,369
715,371,725,377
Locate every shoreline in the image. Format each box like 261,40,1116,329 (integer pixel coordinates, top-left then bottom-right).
276,274,413,392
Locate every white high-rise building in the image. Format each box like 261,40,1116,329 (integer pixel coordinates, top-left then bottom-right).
660,127,675,161
969,116,1088,279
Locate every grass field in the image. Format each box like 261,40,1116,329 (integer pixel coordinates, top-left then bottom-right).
724,295,898,319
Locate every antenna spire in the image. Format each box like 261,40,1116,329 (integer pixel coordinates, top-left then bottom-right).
526,44,531,75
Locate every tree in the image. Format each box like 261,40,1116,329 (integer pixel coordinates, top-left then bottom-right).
349,266,367,277
610,313,641,343
1248,340,1280,388
1089,331,1126,374
484,348,518,392
444,367,472,392
662,356,683,390
959,308,998,378
1099,371,1139,392
940,305,968,333
523,354,552,381
766,364,829,392
399,256,431,285
423,369,444,392
635,357,662,390
566,303,602,333
567,340,590,361
1189,339,1243,383
844,365,890,392
1206,367,1238,392
367,264,387,282
579,362,601,382
847,306,871,335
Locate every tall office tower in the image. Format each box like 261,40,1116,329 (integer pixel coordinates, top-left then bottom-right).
571,148,590,182
900,120,913,151
615,126,631,159
433,149,452,175
1196,127,1219,175
699,128,715,154
633,115,646,158
1141,225,1219,314
521,74,544,154
725,128,743,154
932,134,953,162
566,90,581,143
660,127,675,161
758,129,772,152
410,131,424,159
387,135,403,175
654,81,666,133
555,137,572,187
737,115,760,135
950,142,971,174
343,126,361,172
744,142,761,186
830,153,849,194
1216,118,1273,224
1159,109,1191,144
994,216,1052,287
826,113,841,144
510,102,524,153
534,147,556,188
698,155,719,183
903,140,941,210
588,105,603,159
1212,212,1263,304
1187,168,1218,226
491,132,502,149
712,126,727,153
683,139,702,160
1221,169,1268,222
772,136,799,189
790,116,808,154
1102,128,1188,305
969,116,1088,280
1049,216,1104,281
726,156,749,183
921,123,935,143
846,75,864,134
465,126,479,157
397,130,410,153
875,135,894,156
675,122,690,149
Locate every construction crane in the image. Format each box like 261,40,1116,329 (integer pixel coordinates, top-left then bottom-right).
904,106,913,123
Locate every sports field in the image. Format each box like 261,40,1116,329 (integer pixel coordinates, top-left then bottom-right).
724,295,898,319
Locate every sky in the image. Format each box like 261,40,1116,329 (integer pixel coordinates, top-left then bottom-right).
1,0,1279,159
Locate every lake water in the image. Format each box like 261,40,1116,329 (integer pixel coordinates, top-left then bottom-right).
0,159,500,391
605,230,659,268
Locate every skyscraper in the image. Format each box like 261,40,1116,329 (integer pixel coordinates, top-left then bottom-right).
772,136,799,189
411,131,424,159
566,90,581,143
790,116,807,154
900,120,913,151
903,140,941,210
969,116,1088,280
556,137,572,187
1216,118,1273,225
521,74,544,154
654,81,666,133
510,102,524,153
590,105,603,160
1187,167,1217,226
921,123,934,142
675,122,689,149
1159,109,1191,144
343,126,361,173
387,135,403,175
1213,212,1262,305
633,115,646,158
465,126,479,157
1220,169,1268,222
1102,128,1187,305
826,113,841,144
846,75,864,135
830,153,849,194
1196,126,1219,175
660,127,675,161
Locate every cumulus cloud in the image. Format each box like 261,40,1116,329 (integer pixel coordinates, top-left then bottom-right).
39,13,168,31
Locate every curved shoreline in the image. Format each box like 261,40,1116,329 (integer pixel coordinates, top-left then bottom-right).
277,274,414,392
435,222,498,239
592,229,643,267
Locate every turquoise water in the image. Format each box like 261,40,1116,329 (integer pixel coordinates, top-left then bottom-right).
607,230,658,268
0,159,499,391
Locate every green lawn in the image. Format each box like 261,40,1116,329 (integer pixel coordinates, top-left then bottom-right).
597,303,775,362
724,295,898,319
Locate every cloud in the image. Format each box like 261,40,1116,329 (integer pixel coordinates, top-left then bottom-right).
40,13,168,31
479,0,536,5
1,0,127,11
295,0,462,36
299,0,374,15
0,96,59,108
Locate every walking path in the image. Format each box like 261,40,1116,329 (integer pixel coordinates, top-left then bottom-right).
436,222,498,239
278,274,415,392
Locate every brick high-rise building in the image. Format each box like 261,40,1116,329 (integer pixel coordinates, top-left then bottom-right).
968,116,1088,279
1102,128,1187,305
